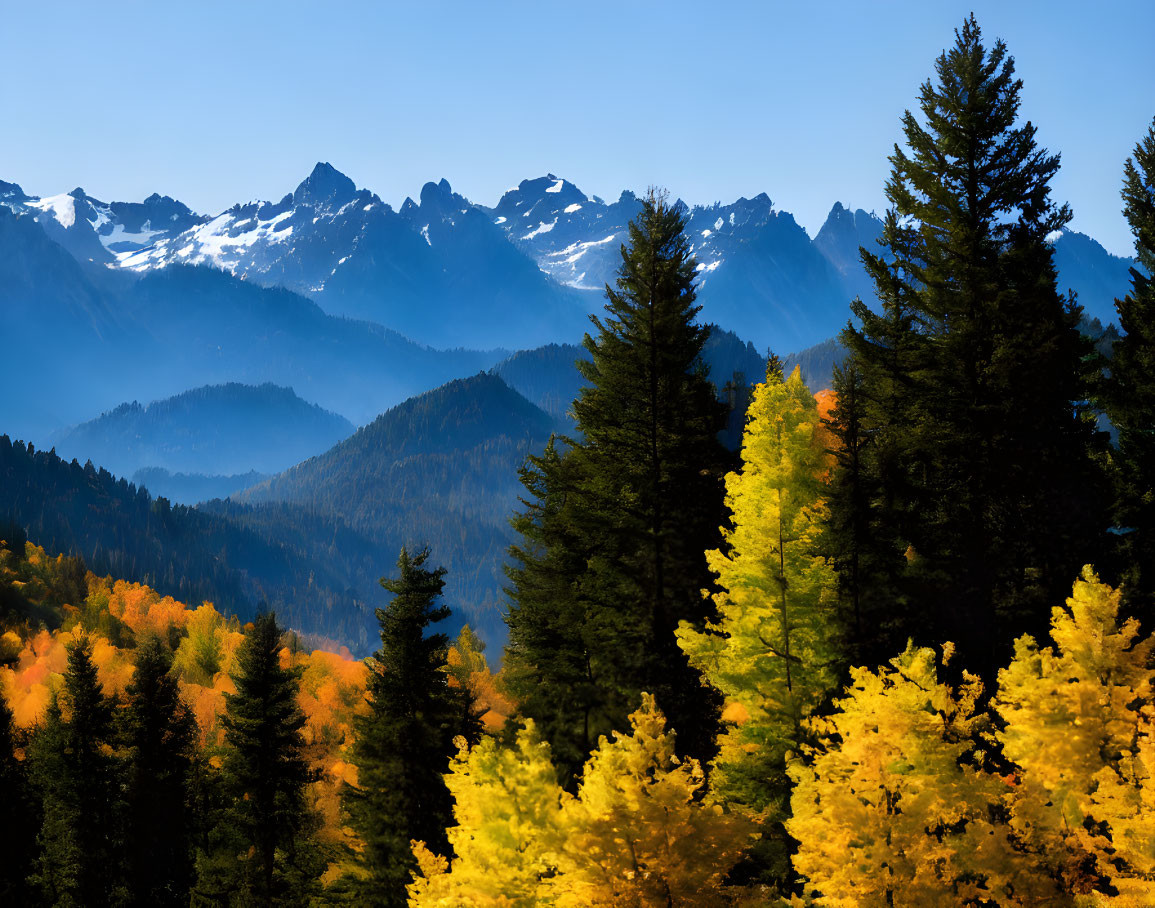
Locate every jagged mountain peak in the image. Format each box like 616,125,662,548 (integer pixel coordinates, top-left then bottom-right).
0,179,27,201
293,161,358,210
418,177,460,209
493,174,589,217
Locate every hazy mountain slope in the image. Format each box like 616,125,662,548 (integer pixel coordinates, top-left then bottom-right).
0,233,504,443
238,373,560,645
53,383,354,479
117,266,506,426
131,468,271,506
0,206,135,440
494,327,770,427
1051,228,1139,325
813,202,885,304
491,344,589,422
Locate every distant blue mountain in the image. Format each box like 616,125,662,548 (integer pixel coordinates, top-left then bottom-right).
0,208,502,441
53,383,354,480
131,468,271,506
0,164,1137,441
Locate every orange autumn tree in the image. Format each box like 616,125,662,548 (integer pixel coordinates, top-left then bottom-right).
0,549,368,861
447,625,513,733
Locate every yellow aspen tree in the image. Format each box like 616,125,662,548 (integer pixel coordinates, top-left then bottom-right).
787,644,1059,907
994,567,1155,902
676,367,840,831
546,693,757,907
408,721,565,907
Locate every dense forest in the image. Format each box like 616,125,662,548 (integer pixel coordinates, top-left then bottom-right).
3,15,1155,907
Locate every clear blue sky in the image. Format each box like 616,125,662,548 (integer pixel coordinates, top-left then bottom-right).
1,1,1151,256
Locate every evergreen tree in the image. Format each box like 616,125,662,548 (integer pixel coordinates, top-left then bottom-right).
195,612,324,907
837,15,1106,673
504,438,605,780
29,634,126,907
339,547,481,907
121,635,199,908
822,358,873,651
0,694,38,904
1105,116,1155,619
505,189,729,783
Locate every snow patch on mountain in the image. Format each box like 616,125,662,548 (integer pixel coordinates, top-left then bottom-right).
28,193,78,228
523,219,556,240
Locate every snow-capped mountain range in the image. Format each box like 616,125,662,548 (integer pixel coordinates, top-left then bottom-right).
1,162,1136,354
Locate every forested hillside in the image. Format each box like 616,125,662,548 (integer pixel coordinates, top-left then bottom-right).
238,373,560,645
130,468,271,506
0,436,383,650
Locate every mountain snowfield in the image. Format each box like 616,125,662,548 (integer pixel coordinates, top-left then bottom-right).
3,162,1135,354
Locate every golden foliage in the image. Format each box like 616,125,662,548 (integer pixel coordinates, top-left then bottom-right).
787,644,1058,907
409,722,564,907
677,366,840,813
995,567,1155,902
447,625,514,732
546,694,757,907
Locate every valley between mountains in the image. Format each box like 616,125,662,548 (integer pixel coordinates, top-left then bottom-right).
0,163,1134,653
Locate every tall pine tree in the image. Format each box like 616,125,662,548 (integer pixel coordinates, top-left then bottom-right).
822,358,873,651
504,438,603,780
1105,116,1155,620
0,693,38,904
195,612,324,907
29,634,126,907
505,189,729,783
121,635,199,908
339,547,480,907
835,15,1106,673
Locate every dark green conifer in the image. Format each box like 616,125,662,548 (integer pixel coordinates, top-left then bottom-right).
339,547,480,907
1103,117,1155,621
822,359,871,647
29,634,125,907
505,189,728,782
195,612,324,907
0,694,38,904
504,437,606,780
834,15,1107,673
121,635,199,908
